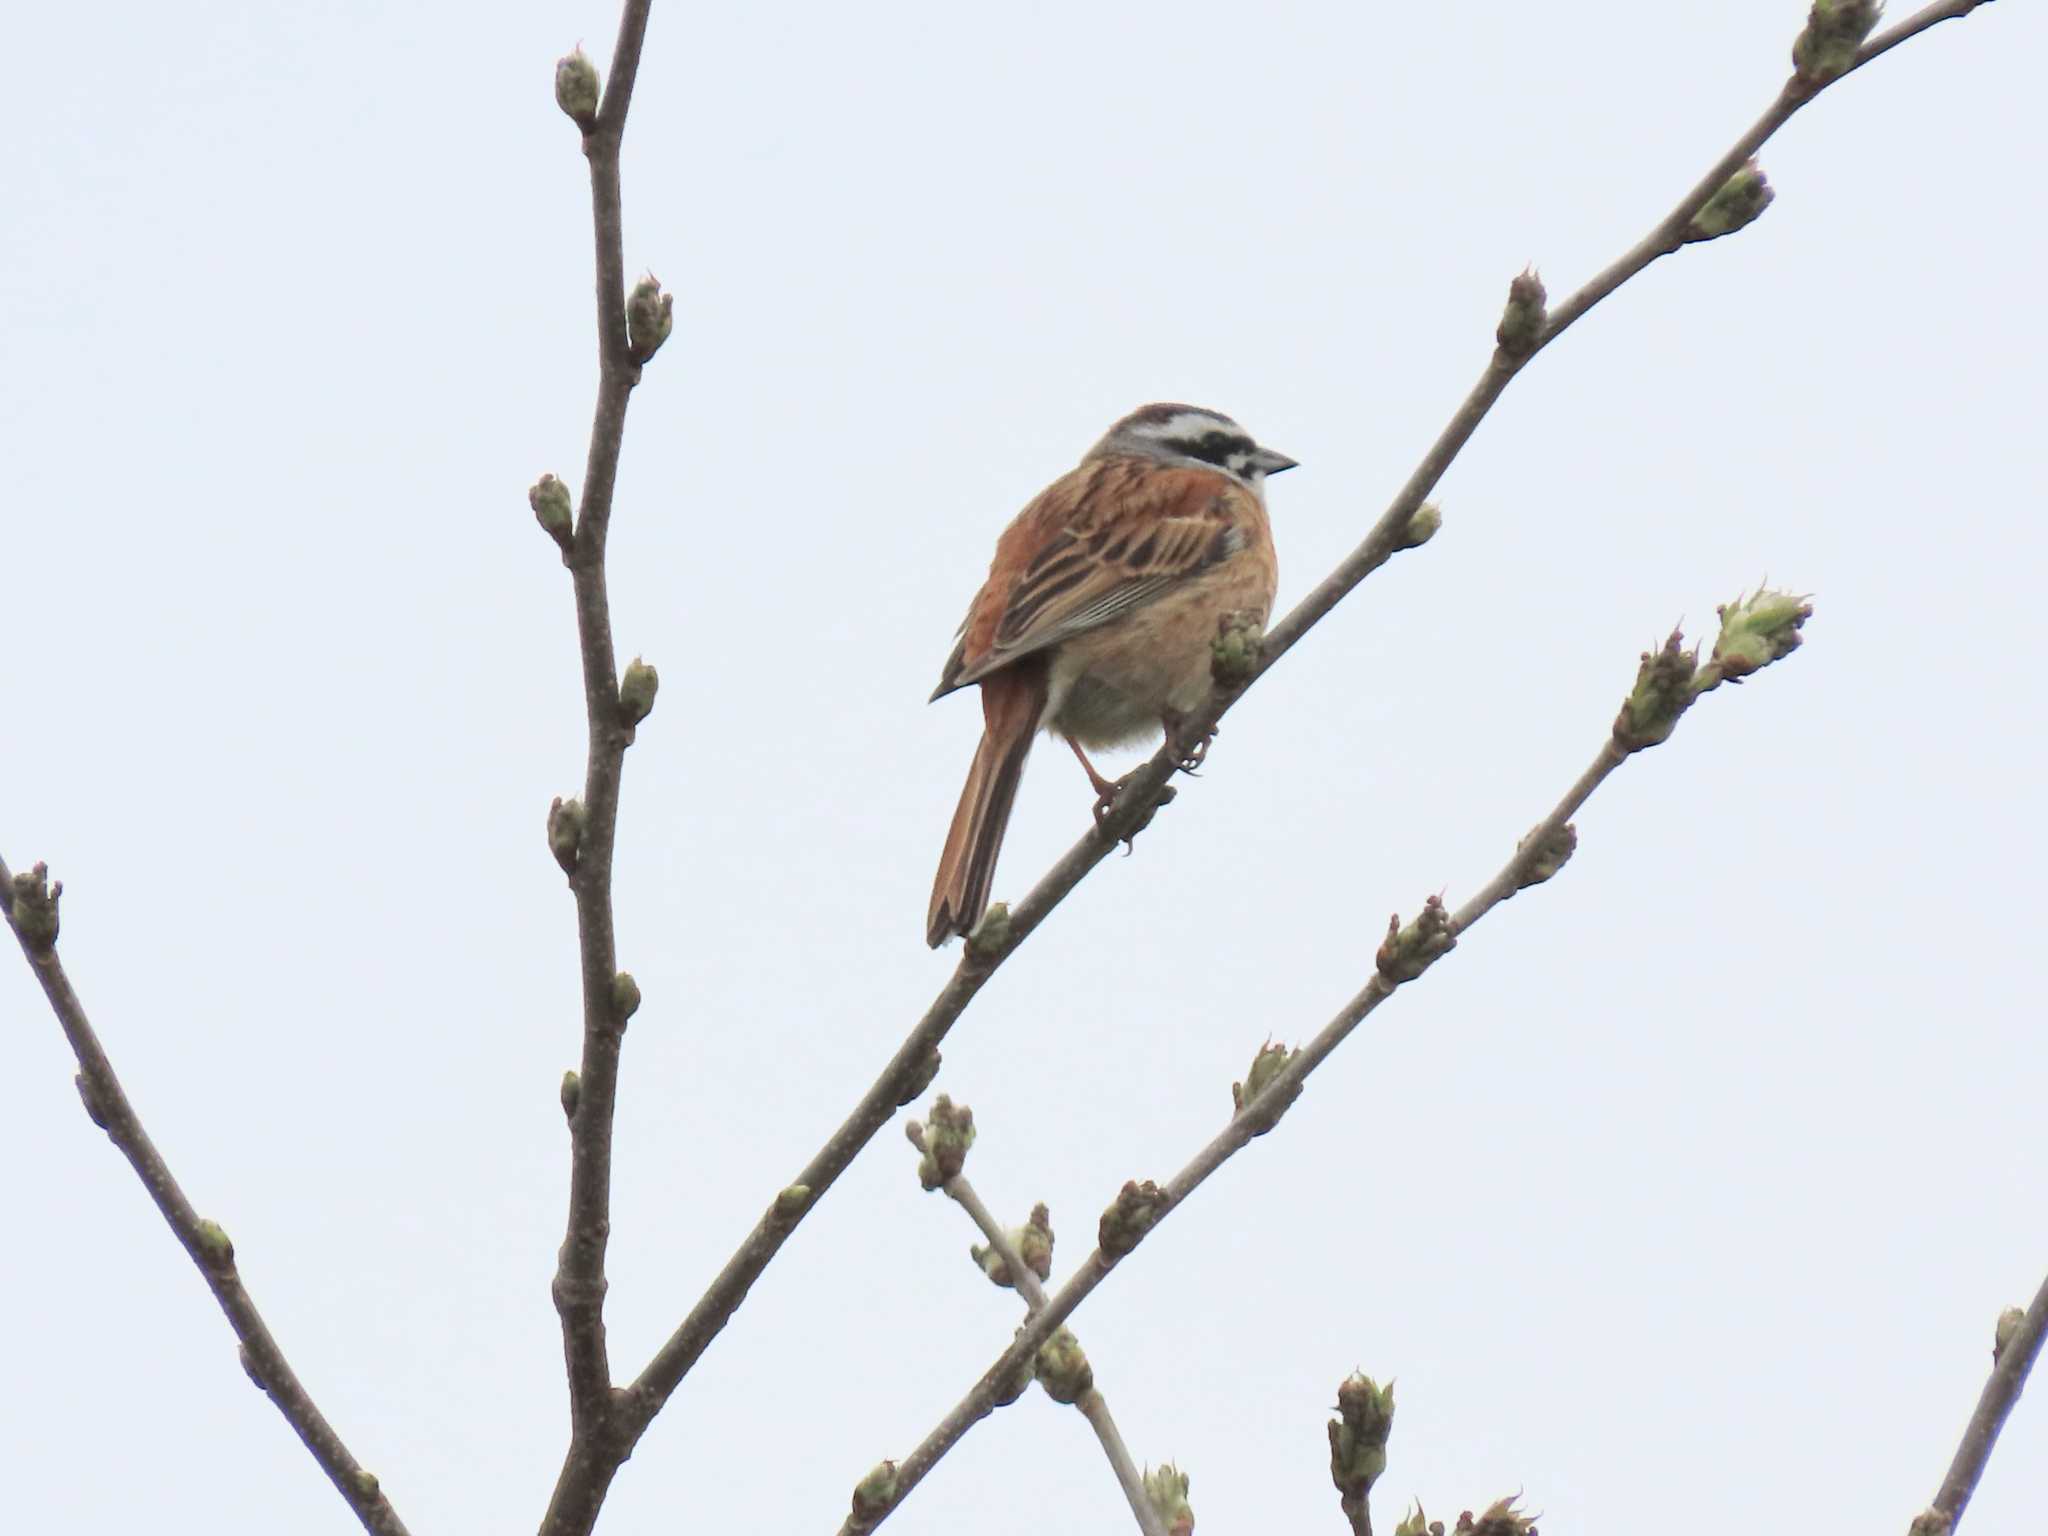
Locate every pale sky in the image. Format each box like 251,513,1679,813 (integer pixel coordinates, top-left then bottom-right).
6,3,2044,1533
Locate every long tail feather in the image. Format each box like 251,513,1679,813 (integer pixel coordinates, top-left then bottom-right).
927,669,1044,947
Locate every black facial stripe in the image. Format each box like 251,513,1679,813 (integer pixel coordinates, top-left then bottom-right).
1173,428,1256,468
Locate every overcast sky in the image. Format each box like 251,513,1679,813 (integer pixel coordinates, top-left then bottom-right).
7,3,2044,1533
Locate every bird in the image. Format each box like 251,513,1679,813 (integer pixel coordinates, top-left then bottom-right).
926,402,1296,948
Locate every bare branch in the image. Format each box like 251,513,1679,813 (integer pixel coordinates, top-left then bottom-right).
907,1123,1166,1536
537,1,659,1532
0,858,410,1536
1922,1272,2048,1533
842,604,1808,1531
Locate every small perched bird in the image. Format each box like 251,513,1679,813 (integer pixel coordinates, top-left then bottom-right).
926,403,1296,947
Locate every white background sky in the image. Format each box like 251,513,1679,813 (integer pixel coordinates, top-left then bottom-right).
6,3,2043,1533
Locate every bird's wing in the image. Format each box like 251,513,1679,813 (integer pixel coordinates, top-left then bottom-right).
931,461,1253,699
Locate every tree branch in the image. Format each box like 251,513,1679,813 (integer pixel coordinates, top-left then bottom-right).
839,604,1807,1531
1922,1271,2048,1533
538,1,659,1532
619,0,2003,1464
0,858,410,1536
907,1121,1167,1536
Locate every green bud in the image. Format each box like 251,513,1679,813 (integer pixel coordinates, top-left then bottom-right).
1994,1305,2026,1362
1792,0,1882,86
554,48,600,129
1375,894,1455,984
529,473,574,550
547,796,586,876
610,970,641,1023
195,1219,235,1269
353,1470,381,1498
1513,820,1577,892
559,1070,581,1122
618,657,659,726
1098,1178,1168,1261
848,1460,898,1529
1909,1510,1954,1536
1400,502,1443,550
1211,608,1265,684
1704,587,1811,685
774,1184,811,1221
626,274,674,362
1231,1039,1301,1135
1033,1326,1094,1404
974,1202,1053,1287
990,1348,1036,1408
1685,160,1774,243
1612,630,1700,752
1329,1373,1396,1504
1495,268,1547,359
1144,1463,1196,1536
9,861,61,952
1393,1504,1435,1536
965,900,1012,961
1468,1496,1536,1536
917,1095,975,1190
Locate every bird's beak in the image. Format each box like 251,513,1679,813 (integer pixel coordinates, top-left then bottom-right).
1251,447,1299,476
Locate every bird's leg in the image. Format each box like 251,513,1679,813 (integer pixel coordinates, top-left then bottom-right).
1163,708,1217,774
1066,735,1127,828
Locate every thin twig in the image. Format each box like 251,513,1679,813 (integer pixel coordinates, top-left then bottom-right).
1926,1271,2048,1532
538,2,658,1534
0,858,411,1536
620,2,2002,1449
843,677,1755,1528
910,1126,1167,1536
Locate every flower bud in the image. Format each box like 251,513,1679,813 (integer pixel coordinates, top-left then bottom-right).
1034,1326,1094,1404
1144,1463,1195,1536
627,274,674,362
1612,630,1700,752
1098,1179,1168,1260
559,1070,581,1122
610,970,641,1023
619,657,659,726
916,1095,975,1189
1329,1372,1396,1506
1792,0,1882,86
847,1460,897,1531
1375,894,1455,984
1211,609,1265,684
1400,502,1443,550
1994,1305,2026,1362
1704,587,1811,684
1232,1039,1301,1134
9,862,61,952
965,901,1012,961
1495,268,1547,359
554,48,600,129
529,473,574,551
1513,820,1577,892
195,1219,236,1270
1685,160,1774,243
547,796,587,876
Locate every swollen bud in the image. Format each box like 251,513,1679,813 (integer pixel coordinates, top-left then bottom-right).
1513,821,1577,892
1703,587,1811,685
847,1460,898,1532
1033,1326,1094,1404
1793,0,1882,87
627,274,674,362
1685,160,1774,244
1232,1039,1301,1135
965,901,1012,961
554,48,600,129
1144,1463,1196,1536
1375,894,1455,984
1399,502,1443,550
619,657,659,726
1612,630,1700,752
1329,1372,1396,1511
1211,608,1265,685
1994,1305,2026,1362
1099,1179,1168,1260
9,862,61,952
547,796,587,876
1466,1496,1537,1536
894,1047,942,1107
610,971,641,1023
529,473,574,552
559,1070,581,1122
1495,268,1547,359
916,1095,976,1189
195,1219,236,1270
